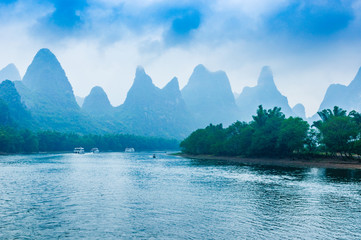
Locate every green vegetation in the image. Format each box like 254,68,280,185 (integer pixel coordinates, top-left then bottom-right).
181,105,361,160
0,127,179,154
312,107,361,158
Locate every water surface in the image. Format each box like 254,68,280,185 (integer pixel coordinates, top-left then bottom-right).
0,152,360,239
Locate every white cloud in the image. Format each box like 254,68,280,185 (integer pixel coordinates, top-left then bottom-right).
1,0,361,117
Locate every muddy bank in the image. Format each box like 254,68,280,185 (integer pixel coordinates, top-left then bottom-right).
179,154,361,170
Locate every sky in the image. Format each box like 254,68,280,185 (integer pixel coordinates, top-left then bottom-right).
1,0,361,117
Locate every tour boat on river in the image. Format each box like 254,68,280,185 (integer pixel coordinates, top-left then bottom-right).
74,147,85,154
125,148,135,153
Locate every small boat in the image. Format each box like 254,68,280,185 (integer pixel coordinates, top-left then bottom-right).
91,148,99,153
74,147,85,154
125,148,135,153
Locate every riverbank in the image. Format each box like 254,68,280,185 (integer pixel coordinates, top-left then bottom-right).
179,154,361,170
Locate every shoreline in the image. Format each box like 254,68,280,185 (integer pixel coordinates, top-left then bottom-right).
0,150,176,156
179,154,361,170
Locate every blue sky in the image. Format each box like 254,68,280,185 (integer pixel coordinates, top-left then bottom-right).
1,0,361,116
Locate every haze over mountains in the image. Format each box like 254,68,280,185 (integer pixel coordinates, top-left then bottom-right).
0,63,21,82
0,48,360,139
116,67,193,138
318,67,361,113
82,86,113,116
14,49,97,133
182,64,239,127
236,66,296,121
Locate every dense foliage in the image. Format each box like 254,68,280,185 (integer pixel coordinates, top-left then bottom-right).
181,105,361,159
0,128,179,154
312,107,361,158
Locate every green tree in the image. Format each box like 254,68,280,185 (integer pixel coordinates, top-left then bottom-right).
349,110,361,124
180,124,226,155
249,106,285,157
313,106,347,129
225,121,253,156
277,117,309,156
304,128,319,153
318,116,359,157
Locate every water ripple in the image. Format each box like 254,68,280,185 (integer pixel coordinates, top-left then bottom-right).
0,152,360,239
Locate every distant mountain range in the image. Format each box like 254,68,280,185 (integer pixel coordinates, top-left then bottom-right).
0,48,360,138
115,67,193,138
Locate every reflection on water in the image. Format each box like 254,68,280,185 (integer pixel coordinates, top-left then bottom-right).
0,152,360,239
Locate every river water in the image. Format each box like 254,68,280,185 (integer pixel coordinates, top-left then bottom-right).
0,152,360,239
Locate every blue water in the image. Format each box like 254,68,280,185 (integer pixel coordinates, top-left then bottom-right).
0,152,360,239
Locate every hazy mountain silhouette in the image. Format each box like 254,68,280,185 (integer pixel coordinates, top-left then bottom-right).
182,64,239,127
292,103,306,119
117,66,193,138
0,80,31,127
236,66,294,121
15,48,102,133
0,63,21,82
21,48,79,110
3,48,318,138
82,86,113,116
318,67,361,113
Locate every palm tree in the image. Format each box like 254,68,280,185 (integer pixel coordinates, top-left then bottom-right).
252,105,268,127
252,105,285,127
349,110,361,124
313,106,347,129
332,106,347,117
267,107,285,119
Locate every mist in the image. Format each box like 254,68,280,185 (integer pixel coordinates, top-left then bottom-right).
1,0,361,117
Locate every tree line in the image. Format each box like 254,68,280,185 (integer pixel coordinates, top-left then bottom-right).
180,105,361,160
0,128,179,154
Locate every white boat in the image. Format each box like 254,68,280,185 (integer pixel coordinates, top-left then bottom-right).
74,147,85,154
125,148,135,153
91,148,99,153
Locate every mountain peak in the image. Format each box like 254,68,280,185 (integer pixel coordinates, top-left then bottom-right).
33,48,58,64
21,48,78,110
162,77,181,99
136,65,146,76
163,77,179,90
194,64,207,73
82,86,113,115
236,66,293,120
257,66,275,87
182,64,238,127
292,103,306,119
23,48,66,90
317,66,361,113
89,86,106,95
37,48,53,55
0,63,21,82
123,67,159,107
133,66,153,87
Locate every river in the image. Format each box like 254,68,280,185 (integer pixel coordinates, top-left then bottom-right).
0,152,360,239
